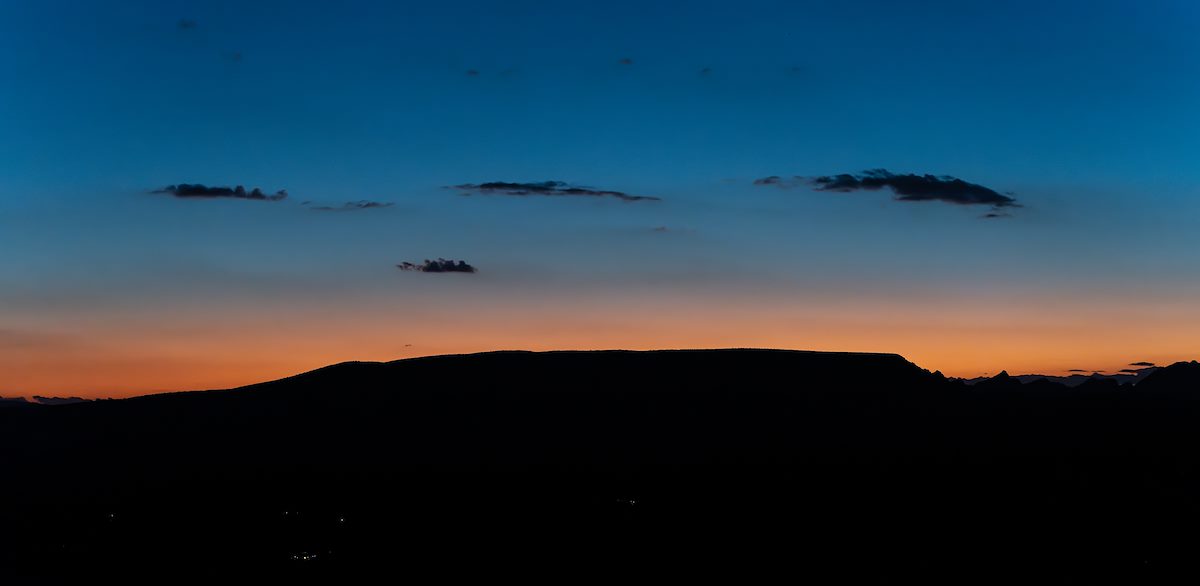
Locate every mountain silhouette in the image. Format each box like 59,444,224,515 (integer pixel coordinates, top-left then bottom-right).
961,367,1159,387
4,349,1200,582
1132,360,1200,393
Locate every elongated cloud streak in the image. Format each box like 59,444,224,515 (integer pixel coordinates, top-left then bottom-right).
307,200,394,211
452,181,659,202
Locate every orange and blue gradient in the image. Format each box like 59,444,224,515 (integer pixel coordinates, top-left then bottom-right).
2,0,1199,397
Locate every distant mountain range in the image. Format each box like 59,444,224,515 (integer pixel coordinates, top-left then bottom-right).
4,349,1200,581
0,394,89,406
958,366,1160,387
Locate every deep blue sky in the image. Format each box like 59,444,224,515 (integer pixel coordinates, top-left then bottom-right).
2,0,1199,394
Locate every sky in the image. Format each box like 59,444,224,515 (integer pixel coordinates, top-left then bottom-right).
2,0,1199,397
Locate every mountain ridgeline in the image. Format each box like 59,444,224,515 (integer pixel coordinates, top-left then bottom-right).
5,349,1200,581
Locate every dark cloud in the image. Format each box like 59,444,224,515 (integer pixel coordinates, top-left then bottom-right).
618,57,634,65
177,19,197,30
153,184,287,201
652,226,670,232
1068,369,1089,373
397,259,477,274
700,67,713,75
466,69,480,76
982,212,1012,219
811,169,1019,208
753,176,787,186
1130,361,1156,367
452,181,659,202
306,200,394,211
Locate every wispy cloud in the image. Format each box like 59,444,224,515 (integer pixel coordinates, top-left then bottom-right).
397,259,477,273
305,200,394,211
152,184,288,201
1130,361,1157,367
752,176,790,186
452,181,659,202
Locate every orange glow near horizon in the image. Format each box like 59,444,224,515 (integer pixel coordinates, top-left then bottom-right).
5,293,1197,398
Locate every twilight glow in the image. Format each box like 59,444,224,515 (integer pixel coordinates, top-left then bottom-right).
2,0,1199,397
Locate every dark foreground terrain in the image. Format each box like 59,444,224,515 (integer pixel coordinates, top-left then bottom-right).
5,349,1200,583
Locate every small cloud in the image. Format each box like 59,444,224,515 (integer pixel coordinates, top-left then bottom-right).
1068,369,1089,373
982,212,1012,219
1130,361,1156,367
223,51,244,62
152,184,287,201
177,18,197,30
652,226,670,232
699,67,713,76
451,181,659,203
753,175,787,186
396,258,477,274
618,57,634,65
466,69,480,76
306,200,394,211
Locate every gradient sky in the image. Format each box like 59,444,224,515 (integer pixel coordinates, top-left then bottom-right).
3,0,1200,397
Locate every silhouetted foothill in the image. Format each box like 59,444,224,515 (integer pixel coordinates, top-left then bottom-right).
972,369,1022,391
1133,360,1200,393
1074,377,1123,392
0,396,29,407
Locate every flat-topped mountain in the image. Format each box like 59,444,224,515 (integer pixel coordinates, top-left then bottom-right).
4,349,1200,581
